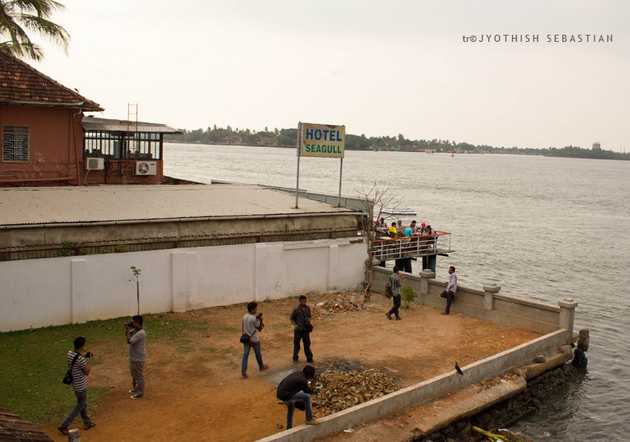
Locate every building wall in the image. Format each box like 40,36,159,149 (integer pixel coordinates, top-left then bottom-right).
0,104,82,185
0,104,164,186
0,238,366,332
82,159,164,185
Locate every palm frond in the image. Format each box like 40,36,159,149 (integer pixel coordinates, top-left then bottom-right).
0,39,43,59
5,0,65,17
18,13,69,48
0,0,67,60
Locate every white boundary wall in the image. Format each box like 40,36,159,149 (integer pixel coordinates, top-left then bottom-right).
0,238,365,332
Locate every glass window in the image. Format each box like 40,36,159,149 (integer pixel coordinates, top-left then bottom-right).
84,130,161,160
2,126,29,161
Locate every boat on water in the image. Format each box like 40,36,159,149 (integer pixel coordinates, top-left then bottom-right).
381,207,417,216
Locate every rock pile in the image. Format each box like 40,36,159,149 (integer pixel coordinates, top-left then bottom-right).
315,295,366,314
312,364,399,417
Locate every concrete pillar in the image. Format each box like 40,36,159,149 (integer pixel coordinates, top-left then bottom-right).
418,270,435,304
171,251,196,312
70,258,87,324
328,244,339,291
482,285,501,311
558,298,578,340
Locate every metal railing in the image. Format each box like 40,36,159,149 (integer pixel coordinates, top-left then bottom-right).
369,232,452,261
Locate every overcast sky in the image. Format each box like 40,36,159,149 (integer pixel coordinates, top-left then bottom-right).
33,0,629,151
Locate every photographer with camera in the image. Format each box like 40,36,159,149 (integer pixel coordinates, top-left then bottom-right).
290,295,314,363
58,336,95,435
240,302,269,378
126,315,146,399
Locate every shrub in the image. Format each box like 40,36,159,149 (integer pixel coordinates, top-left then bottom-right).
401,286,417,309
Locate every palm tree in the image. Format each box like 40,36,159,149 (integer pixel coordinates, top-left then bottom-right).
0,0,69,60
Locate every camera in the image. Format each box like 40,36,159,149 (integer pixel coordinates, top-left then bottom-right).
84,351,94,358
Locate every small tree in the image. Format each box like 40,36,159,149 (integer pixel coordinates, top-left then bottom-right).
356,182,402,297
130,266,142,315
401,286,417,309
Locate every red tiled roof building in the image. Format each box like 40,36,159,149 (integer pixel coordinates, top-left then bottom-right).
0,51,177,186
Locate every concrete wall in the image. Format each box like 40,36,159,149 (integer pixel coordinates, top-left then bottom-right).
83,159,164,185
371,267,569,336
258,329,570,442
0,212,362,261
0,238,366,332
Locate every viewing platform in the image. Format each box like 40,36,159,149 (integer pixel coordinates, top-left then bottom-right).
369,232,453,261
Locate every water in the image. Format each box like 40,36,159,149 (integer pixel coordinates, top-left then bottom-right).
165,144,630,441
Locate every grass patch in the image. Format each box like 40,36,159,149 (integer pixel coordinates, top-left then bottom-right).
0,313,205,424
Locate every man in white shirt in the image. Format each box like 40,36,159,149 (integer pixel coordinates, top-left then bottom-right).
241,302,269,378
441,266,458,315
126,315,146,399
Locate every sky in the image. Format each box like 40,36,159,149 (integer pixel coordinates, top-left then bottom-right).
31,0,630,151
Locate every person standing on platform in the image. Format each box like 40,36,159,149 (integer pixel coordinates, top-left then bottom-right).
410,220,418,234
291,295,314,363
441,266,458,314
388,222,398,237
403,224,413,237
386,266,402,320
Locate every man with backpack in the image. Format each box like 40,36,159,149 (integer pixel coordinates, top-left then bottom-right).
58,336,95,435
386,266,402,320
241,301,269,378
441,266,458,315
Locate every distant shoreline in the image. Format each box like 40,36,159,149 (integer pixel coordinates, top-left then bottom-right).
165,142,630,161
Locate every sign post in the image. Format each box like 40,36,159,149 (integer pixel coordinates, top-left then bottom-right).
337,157,344,207
295,122,345,208
295,122,302,208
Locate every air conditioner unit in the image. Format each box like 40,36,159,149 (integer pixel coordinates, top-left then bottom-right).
86,157,105,170
135,161,157,176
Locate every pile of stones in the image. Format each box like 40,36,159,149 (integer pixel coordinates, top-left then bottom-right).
312,361,399,417
315,295,366,314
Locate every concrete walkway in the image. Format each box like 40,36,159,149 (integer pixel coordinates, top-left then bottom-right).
325,374,527,441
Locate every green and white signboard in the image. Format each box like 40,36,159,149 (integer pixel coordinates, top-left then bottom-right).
294,122,346,208
300,123,345,158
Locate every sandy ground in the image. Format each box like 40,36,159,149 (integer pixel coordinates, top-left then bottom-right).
44,293,539,442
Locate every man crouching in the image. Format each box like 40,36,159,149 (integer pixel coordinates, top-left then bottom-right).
277,365,318,428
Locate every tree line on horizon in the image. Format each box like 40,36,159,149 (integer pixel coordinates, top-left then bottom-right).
164,125,630,161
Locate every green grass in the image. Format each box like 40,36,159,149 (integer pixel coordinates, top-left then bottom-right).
0,313,206,424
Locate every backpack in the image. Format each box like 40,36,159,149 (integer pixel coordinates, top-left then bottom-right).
62,353,80,385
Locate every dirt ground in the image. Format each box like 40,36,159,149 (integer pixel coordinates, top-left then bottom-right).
44,292,539,442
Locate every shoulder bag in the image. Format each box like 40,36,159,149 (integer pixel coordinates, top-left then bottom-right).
62,353,80,385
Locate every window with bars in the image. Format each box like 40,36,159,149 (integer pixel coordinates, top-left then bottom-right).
84,131,161,160
2,126,29,161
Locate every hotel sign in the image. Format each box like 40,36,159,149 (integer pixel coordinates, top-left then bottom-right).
299,122,345,158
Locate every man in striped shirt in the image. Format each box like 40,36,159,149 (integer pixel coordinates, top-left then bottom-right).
58,336,95,434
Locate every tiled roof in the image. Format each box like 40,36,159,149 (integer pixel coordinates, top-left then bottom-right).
0,408,52,442
0,51,103,111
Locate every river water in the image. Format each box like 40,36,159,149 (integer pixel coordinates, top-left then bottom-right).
164,143,629,441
